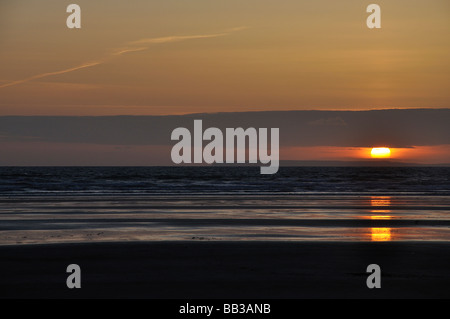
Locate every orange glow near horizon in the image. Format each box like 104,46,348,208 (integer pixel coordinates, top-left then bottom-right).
371,147,391,158
283,145,450,165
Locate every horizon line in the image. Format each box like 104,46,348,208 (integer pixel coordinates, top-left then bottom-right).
0,107,449,117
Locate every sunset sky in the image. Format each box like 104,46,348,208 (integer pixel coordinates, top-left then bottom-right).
0,0,449,165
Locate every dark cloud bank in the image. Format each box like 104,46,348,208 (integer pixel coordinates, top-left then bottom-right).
0,109,448,148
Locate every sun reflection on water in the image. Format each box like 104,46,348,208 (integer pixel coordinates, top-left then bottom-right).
371,227,391,241
369,196,392,241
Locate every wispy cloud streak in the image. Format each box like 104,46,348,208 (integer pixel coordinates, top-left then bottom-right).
129,33,229,45
0,27,247,89
0,61,102,89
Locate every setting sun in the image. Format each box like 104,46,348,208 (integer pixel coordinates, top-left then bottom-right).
371,147,391,158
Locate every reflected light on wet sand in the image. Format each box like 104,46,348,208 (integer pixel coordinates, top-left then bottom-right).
370,196,391,213
371,227,392,241
370,196,392,241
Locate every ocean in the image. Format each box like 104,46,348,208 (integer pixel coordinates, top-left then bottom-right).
0,166,449,244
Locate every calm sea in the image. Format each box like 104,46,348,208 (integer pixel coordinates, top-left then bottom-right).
0,166,449,244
